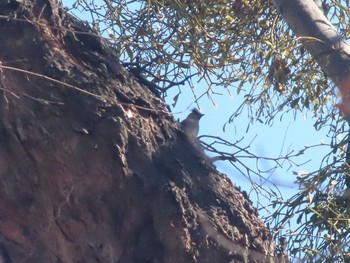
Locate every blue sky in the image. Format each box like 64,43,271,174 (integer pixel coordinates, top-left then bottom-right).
169,82,331,209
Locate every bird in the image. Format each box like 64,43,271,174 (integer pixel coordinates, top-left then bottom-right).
180,108,206,160
180,108,204,138
180,109,236,165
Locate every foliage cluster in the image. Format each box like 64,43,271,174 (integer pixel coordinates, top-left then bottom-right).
73,0,333,118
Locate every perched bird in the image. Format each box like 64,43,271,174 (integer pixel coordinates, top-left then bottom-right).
180,108,205,160
180,108,235,165
180,108,204,138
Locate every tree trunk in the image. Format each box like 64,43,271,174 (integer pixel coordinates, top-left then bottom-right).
272,0,350,84
0,1,275,262
272,0,350,117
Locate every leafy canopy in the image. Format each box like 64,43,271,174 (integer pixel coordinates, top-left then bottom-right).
73,0,332,118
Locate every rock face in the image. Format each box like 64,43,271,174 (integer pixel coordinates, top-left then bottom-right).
0,1,275,262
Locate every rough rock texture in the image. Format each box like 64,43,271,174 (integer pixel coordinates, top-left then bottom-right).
0,0,275,262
